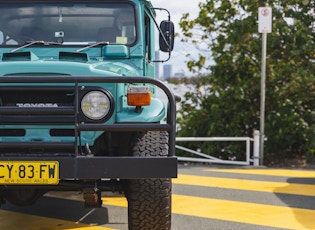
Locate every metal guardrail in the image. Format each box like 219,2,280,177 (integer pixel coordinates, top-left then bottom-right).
176,130,261,166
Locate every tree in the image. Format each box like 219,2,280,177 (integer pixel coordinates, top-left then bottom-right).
177,0,315,164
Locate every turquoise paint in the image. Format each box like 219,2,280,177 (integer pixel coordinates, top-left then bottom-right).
117,98,165,122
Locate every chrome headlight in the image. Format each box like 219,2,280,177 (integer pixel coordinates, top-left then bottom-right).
81,91,111,120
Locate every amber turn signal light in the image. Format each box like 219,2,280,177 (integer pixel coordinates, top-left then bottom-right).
127,86,151,106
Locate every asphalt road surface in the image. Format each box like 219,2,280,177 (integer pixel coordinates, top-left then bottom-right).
1,164,315,230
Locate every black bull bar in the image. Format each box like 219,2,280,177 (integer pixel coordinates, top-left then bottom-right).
0,76,177,179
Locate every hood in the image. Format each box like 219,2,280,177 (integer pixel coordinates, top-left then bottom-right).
0,51,140,77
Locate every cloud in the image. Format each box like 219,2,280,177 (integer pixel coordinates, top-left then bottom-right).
151,0,203,26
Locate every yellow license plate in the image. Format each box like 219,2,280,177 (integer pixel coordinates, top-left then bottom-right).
0,161,59,185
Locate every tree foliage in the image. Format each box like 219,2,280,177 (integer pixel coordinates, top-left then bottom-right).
177,0,315,164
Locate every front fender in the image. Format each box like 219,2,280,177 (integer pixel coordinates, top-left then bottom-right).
116,98,165,123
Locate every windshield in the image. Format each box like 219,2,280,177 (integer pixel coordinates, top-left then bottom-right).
0,3,136,46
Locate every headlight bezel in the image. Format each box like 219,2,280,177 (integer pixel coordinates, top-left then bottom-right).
79,88,114,123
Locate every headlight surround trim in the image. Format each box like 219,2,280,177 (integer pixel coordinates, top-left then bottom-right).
80,88,114,122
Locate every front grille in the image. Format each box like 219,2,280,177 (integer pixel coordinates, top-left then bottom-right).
0,87,74,106
0,86,75,124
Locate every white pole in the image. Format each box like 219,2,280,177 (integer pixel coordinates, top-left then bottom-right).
258,6,272,166
260,32,267,165
253,130,260,166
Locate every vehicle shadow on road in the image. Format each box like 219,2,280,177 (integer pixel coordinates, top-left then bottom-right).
1,194,110,229
273,177,315,230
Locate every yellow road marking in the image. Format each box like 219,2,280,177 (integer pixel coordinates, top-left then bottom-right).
173,174,315,196
206,168,315,178
102,197,127,207
102,195,315,230
174,194,315,230
0,210,115,230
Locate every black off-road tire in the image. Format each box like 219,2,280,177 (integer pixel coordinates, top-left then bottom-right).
126,131,172,230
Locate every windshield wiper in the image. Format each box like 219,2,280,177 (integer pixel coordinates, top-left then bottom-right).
76,41,109,52
11,40,62,53
10,40,108,53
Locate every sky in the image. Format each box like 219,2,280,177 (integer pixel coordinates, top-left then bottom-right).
150,0,206,77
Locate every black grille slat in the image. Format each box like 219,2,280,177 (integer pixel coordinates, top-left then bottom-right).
50,129,75,137
0,115,75,124
0,129,25,136
0,106,75,115
0,142,75,149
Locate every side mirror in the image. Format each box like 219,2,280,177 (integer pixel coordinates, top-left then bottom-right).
159,20,174,52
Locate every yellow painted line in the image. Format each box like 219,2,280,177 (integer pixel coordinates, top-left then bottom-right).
206,168,315,178
0,210,115,230
174,194,315,230
173,174,315,196
102,195,315,230
102,197,127,207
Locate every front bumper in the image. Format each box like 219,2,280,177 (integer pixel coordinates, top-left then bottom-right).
0,76,177,179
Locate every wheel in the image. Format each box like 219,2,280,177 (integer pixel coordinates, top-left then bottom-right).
125,131,172,230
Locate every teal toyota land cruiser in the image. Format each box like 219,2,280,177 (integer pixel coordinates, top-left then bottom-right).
0,0,177,229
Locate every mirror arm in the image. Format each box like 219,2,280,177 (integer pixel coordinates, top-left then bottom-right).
150,54,170,63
